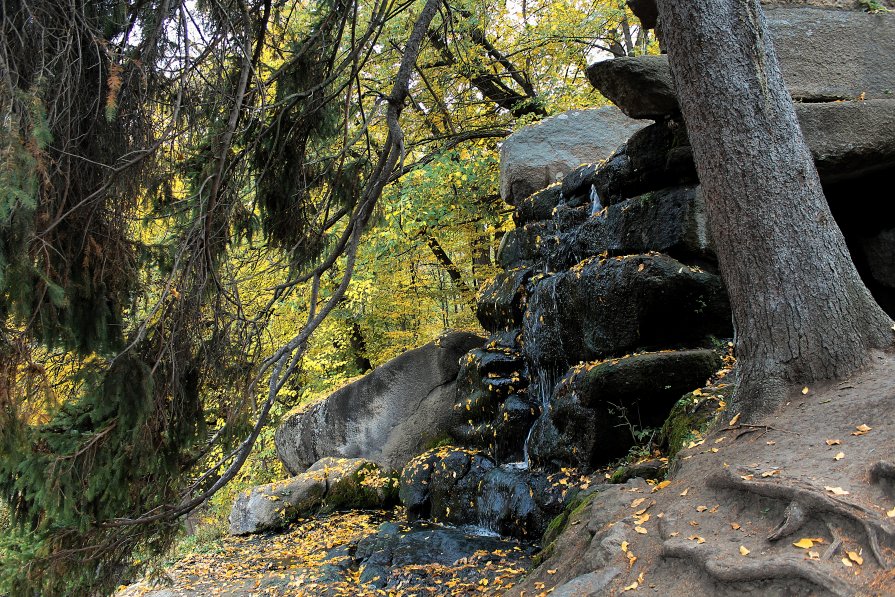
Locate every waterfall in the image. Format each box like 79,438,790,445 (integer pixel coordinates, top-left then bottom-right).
590,184,603,216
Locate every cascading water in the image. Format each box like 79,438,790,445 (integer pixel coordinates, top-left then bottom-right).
589,184,603,216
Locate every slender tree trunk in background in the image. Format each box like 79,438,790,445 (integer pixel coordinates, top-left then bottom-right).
654,0,893,419
348,321,372,373
471,227,491,289
423,231,476,308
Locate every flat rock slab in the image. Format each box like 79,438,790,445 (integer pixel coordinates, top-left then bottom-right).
589,8,895,119
499,107,648,204
274,331,484,474
796,99,895,181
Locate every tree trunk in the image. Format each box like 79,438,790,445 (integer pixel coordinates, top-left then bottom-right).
654,0,892,419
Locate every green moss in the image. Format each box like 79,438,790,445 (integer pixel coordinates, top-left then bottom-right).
320,464,399,514
535,490,598,566
421,434,455,453
660,383,734,460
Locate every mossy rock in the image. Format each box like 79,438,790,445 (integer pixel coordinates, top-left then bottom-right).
316,458,400,514
534,489,599,566
660,382,734,460
608,458,667,484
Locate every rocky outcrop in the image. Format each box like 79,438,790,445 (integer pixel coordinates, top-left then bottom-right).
274,331,483,474
527,350,721,470
522,255,730,369
228,457,398,535
592,9,895,117
499,107,647,204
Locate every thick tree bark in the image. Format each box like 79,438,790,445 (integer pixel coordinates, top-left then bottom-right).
654,0,893,418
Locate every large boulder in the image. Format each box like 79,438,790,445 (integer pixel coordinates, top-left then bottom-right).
589,8,895,119
499,108,648,204
586,56,677,121
522,254,731,370
275,331,484,474
228,457,397,535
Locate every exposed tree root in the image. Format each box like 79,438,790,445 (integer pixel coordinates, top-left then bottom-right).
822,521,843,562
662,538,851,596
707,469,895,569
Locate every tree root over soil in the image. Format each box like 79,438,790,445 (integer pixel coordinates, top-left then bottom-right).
662,538,853,597
707,469,895,569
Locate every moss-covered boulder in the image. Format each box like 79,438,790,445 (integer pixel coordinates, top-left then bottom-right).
229,457,397,536
660,381,734,460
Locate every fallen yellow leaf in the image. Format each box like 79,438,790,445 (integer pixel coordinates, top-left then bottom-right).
761,470,780,478
825,439,841,446
834,452,845,461
801,387,809,395
728,413,741,426
631,498,646,509
808,550,820,559
847,551,863,565
825,486,850,496
852,424,872,436
841,557,853,568
547,569,557,574
696,505,708,512
793,538,817,549
887,507,895,518
739,545,750,556
653,480,671,492
688,535,705,544
634,526,648,534
622,581,639,591
731,522,741,530
679,487,690,496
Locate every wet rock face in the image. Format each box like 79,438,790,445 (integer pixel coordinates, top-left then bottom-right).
545,185,713,271
476,268,534,333
523,254,731,370
590,120,696,205
527,350,722,470
398,447,571,539
451,335,536,463
354,521,533,590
